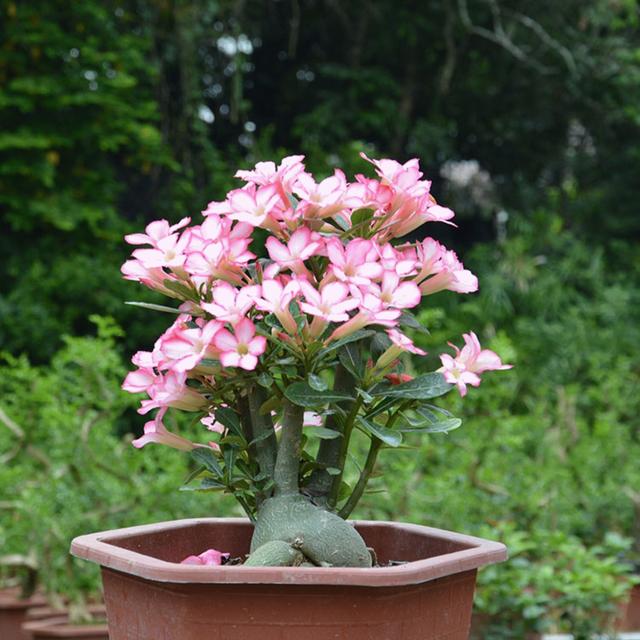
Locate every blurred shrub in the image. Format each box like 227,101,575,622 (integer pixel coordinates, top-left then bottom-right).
0,316,240,601
473,526,636,639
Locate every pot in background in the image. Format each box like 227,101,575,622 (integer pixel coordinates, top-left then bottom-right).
617,583,640,632
0,588,47,640
71,517,507,640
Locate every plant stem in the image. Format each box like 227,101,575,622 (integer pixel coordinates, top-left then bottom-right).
305,364,355,504
247,386,277,478
273,399,304,496
327,395,364,508
337,400,408,517
338,438,382,519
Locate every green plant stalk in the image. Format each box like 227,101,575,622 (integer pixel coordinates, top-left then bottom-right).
327,395,364,508
246,385,277,479
338,438,382,519
305,364,355,504
337,402,408,517
273,399,304,496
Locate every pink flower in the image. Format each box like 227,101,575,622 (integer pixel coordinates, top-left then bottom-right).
132,408,198,451
138,370,207,414
235,155,306,192
120,260,175,295
225,184,283,229
266,227,322,275
201,283,260,324
253,278,301,334
375,329,427,369
214,318,266,370
132,233,190,270
122,362,157,394
125,217,191,247
357,271,421,310
180,548,230,566
414,239,478,295
300,281,359,337
293,170,350,220
326,238,383,285
157,320,221,372
439,331,512,397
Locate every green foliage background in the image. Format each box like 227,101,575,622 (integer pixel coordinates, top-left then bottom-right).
1,0,639,634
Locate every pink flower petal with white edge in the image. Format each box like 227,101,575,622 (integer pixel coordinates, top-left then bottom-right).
248,335,267,355
234,318,256,343
214,329,238,352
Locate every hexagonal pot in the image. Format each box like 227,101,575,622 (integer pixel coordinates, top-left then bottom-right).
71,517,507,640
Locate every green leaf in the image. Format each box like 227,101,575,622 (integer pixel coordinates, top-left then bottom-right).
284,382,353,407
304,427,342,440
398,418,462,433
125,301,183,315
370,332,392,359
356,388,374,403
338,342,363,378
183,465,206,485
357,417,403,447
350,208,374,228
317,330,375,359
398,311,429,334
191,448,223,477
371,373,452,400
163,279,197,301
224,447,237,482
214,407,243,437
257,372,273,388
325,467,341,475
308,373,328,392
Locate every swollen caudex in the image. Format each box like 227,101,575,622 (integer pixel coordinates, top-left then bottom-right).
248,495,372,568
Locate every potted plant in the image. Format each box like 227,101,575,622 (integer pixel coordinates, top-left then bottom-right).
71,154,511,639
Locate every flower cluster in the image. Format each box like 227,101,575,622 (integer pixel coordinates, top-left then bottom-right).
122,154,510,451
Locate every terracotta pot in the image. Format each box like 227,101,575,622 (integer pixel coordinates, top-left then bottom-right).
71,517,506,640
0,588,47,640
21,613,109,640
617,583,640,631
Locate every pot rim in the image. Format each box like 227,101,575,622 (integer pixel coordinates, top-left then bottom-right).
70,517,507,588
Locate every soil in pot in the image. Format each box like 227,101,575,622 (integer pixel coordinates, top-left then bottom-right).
0,588,47,640
71,517,507,640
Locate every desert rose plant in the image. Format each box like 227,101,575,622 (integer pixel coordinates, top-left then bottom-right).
121,153,511,568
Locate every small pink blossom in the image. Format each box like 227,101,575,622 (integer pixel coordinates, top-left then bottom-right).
253,279,301,334
132,233,190,270
125,217,191,247
300,281,359,337
439,331,512,397
157,320,221,372
235,154,306,192
293,170,350,220
132,408,198,451
326,238,383,285
138,370,207,414
214,318,266,370
181,548,230,566
225,184,283,229
415,239,478,295
266,226,322,275
355,271,421,311
201,283,260,324
375,329,427,369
